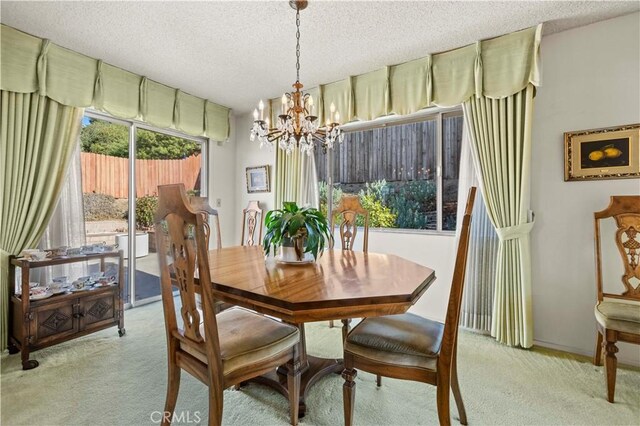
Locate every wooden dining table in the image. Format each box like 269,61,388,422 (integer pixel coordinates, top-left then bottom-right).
205,245,436,417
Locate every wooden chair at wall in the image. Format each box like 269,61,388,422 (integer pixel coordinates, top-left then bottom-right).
190,196,222,250
241,201,264,247
328,195,370,330
342,187,476,426
189,196,233,314
155,184,301,426
592,195,640,403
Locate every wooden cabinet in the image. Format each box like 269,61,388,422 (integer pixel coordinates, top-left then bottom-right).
8,252,125,370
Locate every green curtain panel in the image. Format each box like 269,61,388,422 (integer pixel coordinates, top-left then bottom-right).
0,25,231,141
462,84,536,348
274,145,302,209
0,91,83,349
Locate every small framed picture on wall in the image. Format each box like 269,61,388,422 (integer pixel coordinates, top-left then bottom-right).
246,165,270,193
564,123,640,181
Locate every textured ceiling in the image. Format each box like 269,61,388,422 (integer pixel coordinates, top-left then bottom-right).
1,1,638,114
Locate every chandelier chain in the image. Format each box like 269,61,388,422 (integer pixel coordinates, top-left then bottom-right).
295,8,301,83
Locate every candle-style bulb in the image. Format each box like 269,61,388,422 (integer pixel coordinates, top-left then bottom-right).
330,103,336,113
334,112,340,123
258,100,264,111
281,94,287,105
308,96,314,106
253,109,259,120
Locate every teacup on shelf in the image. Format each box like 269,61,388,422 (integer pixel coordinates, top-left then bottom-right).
47,246,68,257
30,251,48,261
73,280,86,290
67,247,82,256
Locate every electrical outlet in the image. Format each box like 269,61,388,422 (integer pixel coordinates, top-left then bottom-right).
216,198,222,207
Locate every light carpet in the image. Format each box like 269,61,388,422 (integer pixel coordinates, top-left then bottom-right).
1,301,639,426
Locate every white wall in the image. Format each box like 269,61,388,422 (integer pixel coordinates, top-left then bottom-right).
207,114,238,248
231,12,640,363
234,113,277,245
531,12,640,365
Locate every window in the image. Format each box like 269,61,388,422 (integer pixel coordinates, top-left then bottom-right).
316,110,463,232
80,111,208,305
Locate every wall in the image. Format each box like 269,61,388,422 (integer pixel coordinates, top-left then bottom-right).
208,114,238,248
530,12,640,365
232,12,640,363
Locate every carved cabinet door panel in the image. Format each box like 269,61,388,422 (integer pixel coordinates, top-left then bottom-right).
80,291,118,332
32,299,79,346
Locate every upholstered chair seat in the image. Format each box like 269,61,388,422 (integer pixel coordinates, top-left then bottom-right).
594,301,640,335
182,307,300,375
345,313,443,371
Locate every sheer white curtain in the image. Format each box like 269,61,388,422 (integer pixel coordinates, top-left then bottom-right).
298,152,319,209
36,142,87,284
456,126,499,333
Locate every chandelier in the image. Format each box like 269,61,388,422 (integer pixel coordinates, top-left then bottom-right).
250,0,343,155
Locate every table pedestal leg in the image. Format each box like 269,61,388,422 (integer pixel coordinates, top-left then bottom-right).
241,355,343,417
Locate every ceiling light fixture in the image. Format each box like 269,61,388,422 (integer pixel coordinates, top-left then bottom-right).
250,0,343,155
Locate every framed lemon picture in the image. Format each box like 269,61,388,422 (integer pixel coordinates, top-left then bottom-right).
564,124,640,181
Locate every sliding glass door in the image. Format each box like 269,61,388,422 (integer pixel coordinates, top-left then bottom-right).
80,111,207,307
133,126,206,304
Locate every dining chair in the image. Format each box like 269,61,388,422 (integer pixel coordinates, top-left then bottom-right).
190,196,222,250
342,186,476,426
241,200,263,246
189,196,233,314
329,195,370,330
155,184,301,426
592,195,640,403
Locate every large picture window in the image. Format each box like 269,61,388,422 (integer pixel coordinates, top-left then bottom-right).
316,110,463,232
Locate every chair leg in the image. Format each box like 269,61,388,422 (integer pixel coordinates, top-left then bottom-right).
162,359,181,426
593,330,603,366
329,320,335,328
604,335,619,403
451,351,467,425
436,370,451,426
341,319,352,342
342,365,358,426
208,387,223,426
287,360,301,426
376,374,382,387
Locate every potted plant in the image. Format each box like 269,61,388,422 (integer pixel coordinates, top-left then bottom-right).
263,202,333,262
117,195,157,258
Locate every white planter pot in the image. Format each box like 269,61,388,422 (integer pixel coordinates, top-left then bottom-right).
115,232,149,259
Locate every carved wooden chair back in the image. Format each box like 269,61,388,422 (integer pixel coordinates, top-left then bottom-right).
330,195,369,252
155,184,224,386
241,201,263,246
190,196,222,250
594,196,640,302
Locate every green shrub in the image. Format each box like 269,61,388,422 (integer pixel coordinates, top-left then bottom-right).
318,181,343,218
357,180,396,228
83,193,122,221
387,180,437,229
135,196,158,230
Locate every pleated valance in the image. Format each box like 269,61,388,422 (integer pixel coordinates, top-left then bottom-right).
0,24,231,141
267,24,541,124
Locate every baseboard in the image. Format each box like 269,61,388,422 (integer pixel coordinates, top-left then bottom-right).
533,338,640,368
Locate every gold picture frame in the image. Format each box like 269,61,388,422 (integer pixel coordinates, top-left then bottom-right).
246,165,270,193
564,123,640,181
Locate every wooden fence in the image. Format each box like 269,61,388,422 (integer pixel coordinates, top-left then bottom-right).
81,152,201,198
315,115,463,183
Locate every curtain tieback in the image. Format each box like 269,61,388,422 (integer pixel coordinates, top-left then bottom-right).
495,221,535,242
